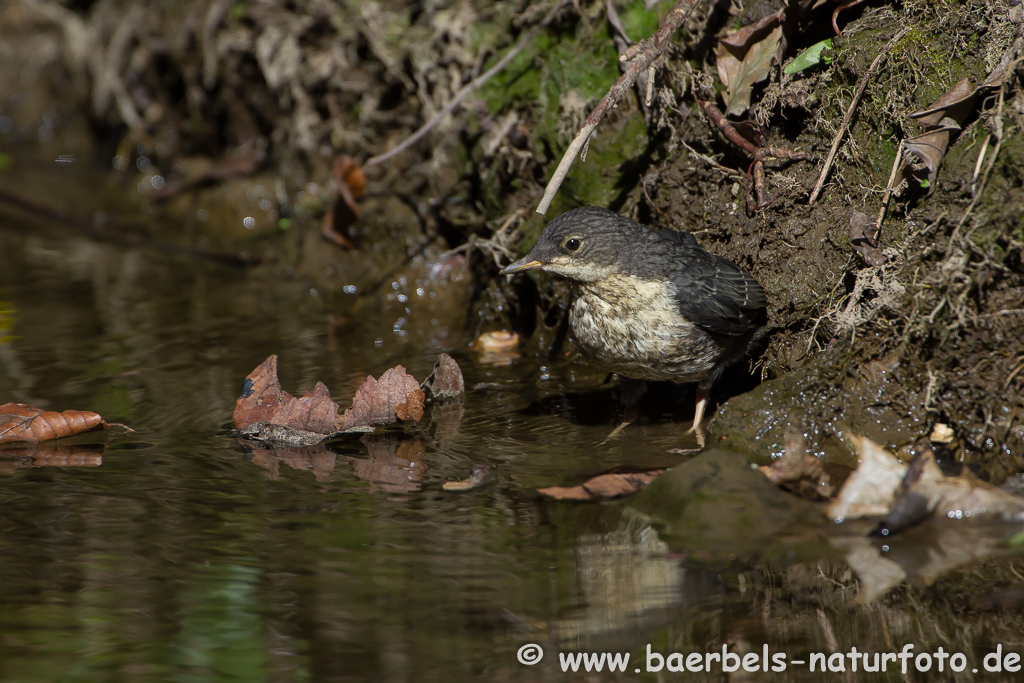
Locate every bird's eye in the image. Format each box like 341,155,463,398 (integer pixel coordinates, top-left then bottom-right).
564,238,581,252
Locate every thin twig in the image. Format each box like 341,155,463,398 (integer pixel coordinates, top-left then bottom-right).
809,27,911,205
971,133,990,195
874,138,904,235
366,0,570,167
952,80,1009,240
536,0,701,214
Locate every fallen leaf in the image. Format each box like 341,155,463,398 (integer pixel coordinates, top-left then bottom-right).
904,78,977,191
716,11,784,117
322,155,364,249
0,403,108,444
759,426,834,500
234,355,424,443
876,451,1024,535
443,464,490,491
338,366,425,429
538,470,665,501
826,435,907,521
422,353,465,400
848,209,886,266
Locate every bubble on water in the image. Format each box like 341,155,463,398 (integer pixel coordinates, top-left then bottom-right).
243,216,256,229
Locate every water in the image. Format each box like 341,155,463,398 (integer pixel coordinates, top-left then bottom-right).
2,159,1024,683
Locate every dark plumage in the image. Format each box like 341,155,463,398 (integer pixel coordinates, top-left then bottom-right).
501,206,767,436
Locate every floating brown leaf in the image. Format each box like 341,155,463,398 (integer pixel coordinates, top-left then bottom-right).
0,402,107,444
423,353,465,400
538,470,666,501
338,366,425,429
234,355,424,442
322,155,365,249
716,11,784,117
442,464,490,491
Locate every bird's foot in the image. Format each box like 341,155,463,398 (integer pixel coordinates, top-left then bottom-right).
598,420,634,446
686,421,706,448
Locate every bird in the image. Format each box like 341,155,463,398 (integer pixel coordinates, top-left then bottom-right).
501,206,767,443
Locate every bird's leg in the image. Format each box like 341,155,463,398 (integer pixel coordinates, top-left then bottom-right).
600,377,646,444
687,386,708,447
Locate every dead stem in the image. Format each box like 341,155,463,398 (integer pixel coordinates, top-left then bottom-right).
874,138,904,235
809,27,911,205
535,0,701,214
366,0,571,168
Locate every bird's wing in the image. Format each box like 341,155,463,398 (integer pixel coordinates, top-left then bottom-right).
654,227,700,249
671,253,767,336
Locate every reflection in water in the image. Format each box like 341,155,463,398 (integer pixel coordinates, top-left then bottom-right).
175,563,273,682
554,518,684,644
0,442,104,470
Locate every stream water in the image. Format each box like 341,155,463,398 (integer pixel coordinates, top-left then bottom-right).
1,156,1022,682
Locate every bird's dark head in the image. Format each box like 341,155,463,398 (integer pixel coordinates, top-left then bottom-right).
500,207,640,284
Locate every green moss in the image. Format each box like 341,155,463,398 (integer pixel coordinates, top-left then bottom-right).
617,0,674,42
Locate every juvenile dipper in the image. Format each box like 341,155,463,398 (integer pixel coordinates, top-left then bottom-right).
501,207,766,438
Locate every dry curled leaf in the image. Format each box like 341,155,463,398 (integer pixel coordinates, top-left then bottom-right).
338,366,425,429
716,11,784,117
848,209,886,266
538,470,666,501
877,451,1024,535
904,78,976,191
422,353,465,400
234,355,424,442
759,426,834,500
0,403,108,444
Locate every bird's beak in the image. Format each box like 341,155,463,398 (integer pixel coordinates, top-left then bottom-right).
500,256,545,275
